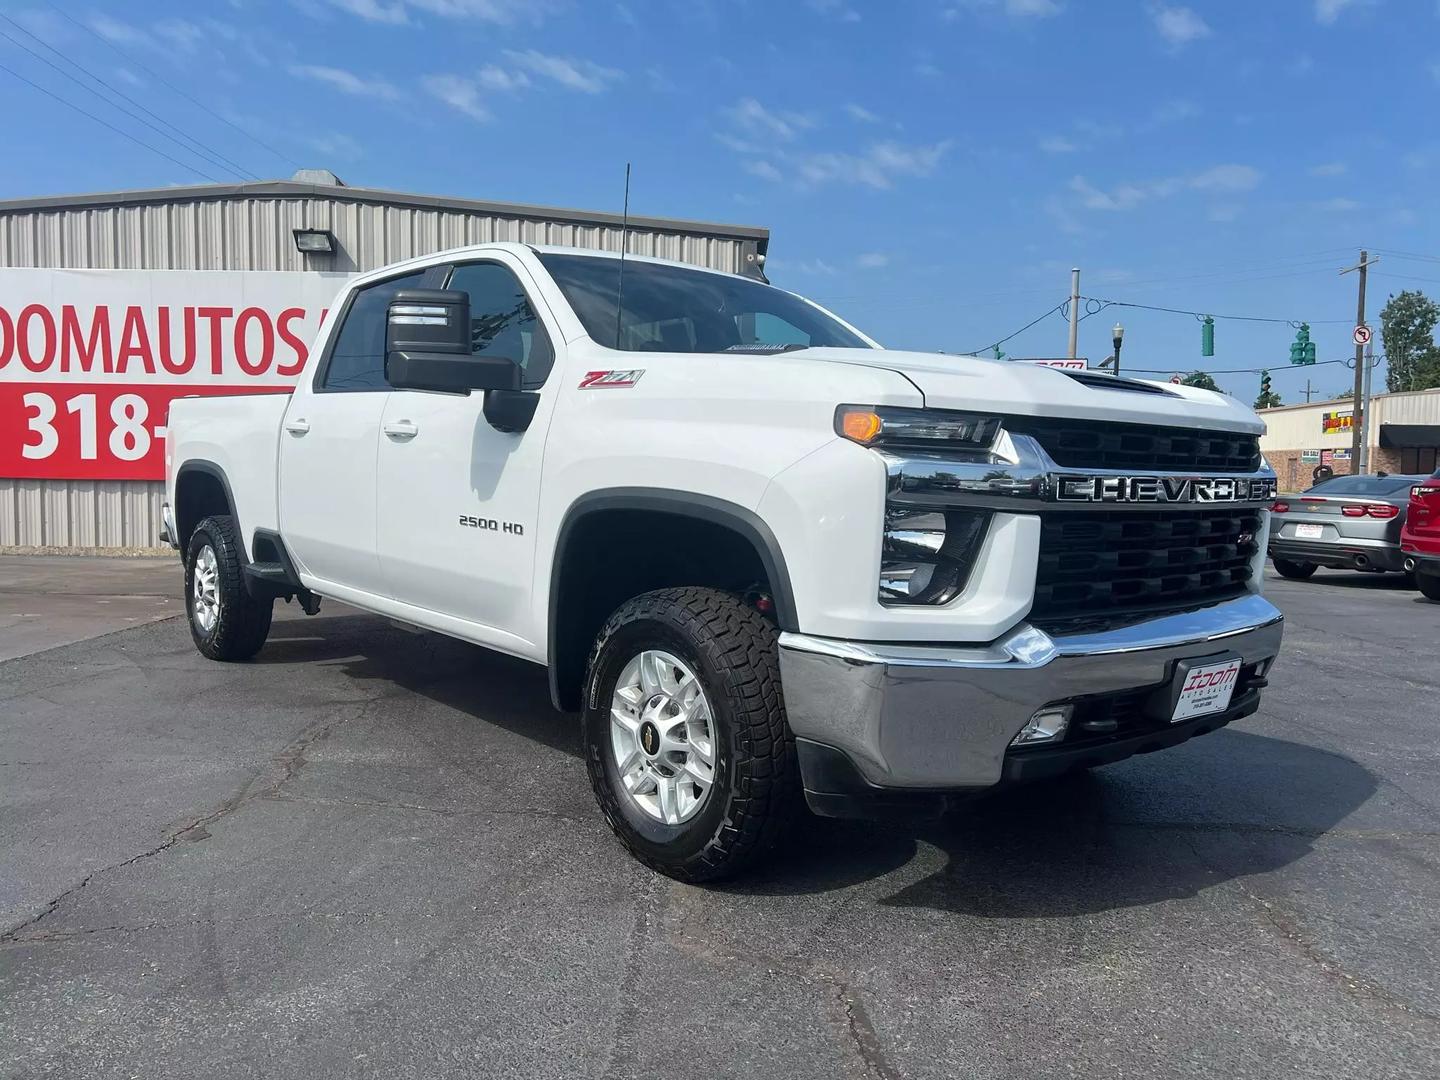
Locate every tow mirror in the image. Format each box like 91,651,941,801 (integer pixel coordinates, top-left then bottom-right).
385,289,522,395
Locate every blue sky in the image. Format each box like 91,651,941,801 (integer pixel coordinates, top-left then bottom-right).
3,0,1439,402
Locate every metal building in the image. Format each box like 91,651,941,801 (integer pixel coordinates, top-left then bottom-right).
0,170,769,551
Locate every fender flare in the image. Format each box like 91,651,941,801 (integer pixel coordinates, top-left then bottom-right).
174,460,239,550
546,488,799,711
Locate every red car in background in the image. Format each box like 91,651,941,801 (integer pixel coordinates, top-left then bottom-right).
1401,468,1440,601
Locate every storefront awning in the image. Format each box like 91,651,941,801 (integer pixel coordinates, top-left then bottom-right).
1379,423,1440,449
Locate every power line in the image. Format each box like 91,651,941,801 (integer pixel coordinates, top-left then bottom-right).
1126,359,1354,375
0,59,224,181
1078,295,1354,325
0,23,253,182
960,301,1067,355
0,13,260,180
46,1,301,171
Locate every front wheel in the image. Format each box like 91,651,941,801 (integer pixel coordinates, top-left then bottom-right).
1418,572,1440,602
185,515,273,661
1273,558,1318,580
582,587,798,882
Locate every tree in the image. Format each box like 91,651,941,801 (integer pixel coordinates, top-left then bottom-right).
1181,370,1220,391
1333,388,1354,399
1254,388,1283,409
1380,290,1440,392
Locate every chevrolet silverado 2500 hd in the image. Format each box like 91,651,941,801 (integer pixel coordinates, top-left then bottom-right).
163,242,1284,881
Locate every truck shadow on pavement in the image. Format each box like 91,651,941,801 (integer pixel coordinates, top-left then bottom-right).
258,612,1378,915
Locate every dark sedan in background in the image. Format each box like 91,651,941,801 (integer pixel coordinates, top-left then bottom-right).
1268,473,1428,580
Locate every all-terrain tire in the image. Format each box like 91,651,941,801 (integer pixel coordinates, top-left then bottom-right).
1418,571,1440,602
1273,558,1318,580
185,515,273,661
582,587,799,883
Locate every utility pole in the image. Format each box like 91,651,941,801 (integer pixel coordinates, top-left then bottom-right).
1339,250,1374,471
1303,379,1315,403
1067,267,1080,360
1358,336,1375,472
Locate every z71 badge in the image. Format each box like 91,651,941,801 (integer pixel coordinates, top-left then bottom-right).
579,369,644,389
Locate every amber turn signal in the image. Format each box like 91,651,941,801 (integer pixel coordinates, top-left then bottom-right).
838,407,884,444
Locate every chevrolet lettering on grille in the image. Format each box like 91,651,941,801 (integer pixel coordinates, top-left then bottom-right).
1053,475,1278,504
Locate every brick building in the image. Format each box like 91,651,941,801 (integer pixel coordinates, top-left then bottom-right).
1259,387,1440,491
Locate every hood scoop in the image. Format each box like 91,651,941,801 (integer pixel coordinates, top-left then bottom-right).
1060,370,1176,397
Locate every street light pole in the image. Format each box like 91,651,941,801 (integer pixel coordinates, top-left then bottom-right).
1112,323,1125,377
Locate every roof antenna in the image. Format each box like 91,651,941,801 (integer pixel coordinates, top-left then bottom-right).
614,162,631,350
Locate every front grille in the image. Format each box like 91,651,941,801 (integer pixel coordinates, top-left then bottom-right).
1031,508,1261,629
1006,417,1262,472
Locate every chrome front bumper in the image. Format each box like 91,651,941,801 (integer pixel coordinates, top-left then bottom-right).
778,593,1284,791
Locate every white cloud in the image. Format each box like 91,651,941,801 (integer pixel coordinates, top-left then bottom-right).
324,0,546,22
1316,197,1361,212
1314,0,1372,24
856,252,890,269
725,98,815,141
1149,4,1211,46
793,140,951,189
1039,135,1078,153
290,64,400,99
1208,204,1241,223
307,132,365,161
1068,163,1260,211
1309,161,1348,177
88,14,146,45
423,74,492,120
1189,163,1262,191
325,0,408,22
845,103,881,124
808,0,862,21
743,159,784,182
946,0,1062,17
478,65,530,92
791,258,838,276
501,49,623,93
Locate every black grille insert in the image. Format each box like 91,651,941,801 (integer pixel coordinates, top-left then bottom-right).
1032,508,1261,629
1007,417,1262,472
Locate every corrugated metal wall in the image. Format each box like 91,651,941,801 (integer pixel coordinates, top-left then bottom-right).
0,188,764,550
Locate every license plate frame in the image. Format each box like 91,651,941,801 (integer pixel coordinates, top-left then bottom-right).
1164,654,1243,723
1295,523,1324,539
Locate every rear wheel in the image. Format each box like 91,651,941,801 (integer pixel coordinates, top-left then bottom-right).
185,515,273,661
1273,558,1318,580
582,587,798,882
1418,571,1440,602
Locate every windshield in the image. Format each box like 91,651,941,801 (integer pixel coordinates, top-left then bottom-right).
538,253,872,353
1307,475,1422,496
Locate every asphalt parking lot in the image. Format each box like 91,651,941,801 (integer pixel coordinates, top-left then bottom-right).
2,560,1438,1079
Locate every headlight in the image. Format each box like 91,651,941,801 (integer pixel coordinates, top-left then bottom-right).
836,405,1001,452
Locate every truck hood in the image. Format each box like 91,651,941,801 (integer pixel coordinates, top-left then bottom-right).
798,348,1266,435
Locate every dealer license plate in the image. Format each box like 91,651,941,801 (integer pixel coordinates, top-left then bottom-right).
1295,523,1324,539
1171,659,1243,722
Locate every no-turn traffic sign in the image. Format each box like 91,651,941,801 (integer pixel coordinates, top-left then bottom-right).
1353,325,1372,346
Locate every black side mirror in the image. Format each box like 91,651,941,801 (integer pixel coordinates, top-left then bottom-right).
386,289,522,395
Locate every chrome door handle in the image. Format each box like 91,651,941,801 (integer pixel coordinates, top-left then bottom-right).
285,418,310,435
383,419,419,440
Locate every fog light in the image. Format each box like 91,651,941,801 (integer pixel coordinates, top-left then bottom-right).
1010,705,1072,746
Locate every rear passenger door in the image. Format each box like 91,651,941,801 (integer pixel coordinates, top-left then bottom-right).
278,269,431,598
375,254,562,651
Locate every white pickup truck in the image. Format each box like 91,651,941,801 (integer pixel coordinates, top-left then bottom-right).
163,242,1283,881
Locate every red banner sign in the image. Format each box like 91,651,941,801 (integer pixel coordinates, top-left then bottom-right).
0,269,352,481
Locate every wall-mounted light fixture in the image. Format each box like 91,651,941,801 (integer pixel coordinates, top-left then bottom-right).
292,228,336,255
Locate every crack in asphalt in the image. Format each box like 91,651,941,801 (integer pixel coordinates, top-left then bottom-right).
1181,833,1440,1027
270,791,595,825
601,876,664,1080
0,706,363,945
